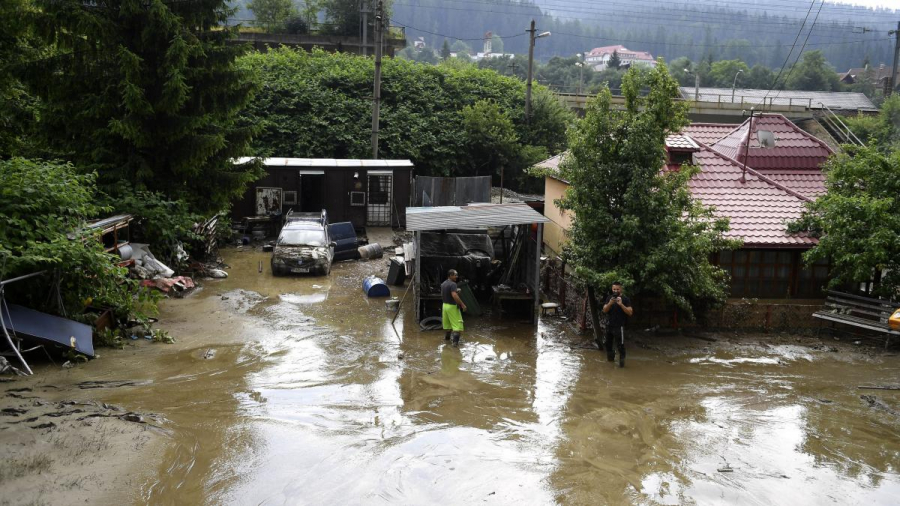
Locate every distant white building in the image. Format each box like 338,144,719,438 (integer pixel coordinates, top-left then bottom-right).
471,30,515,61
584,45,657,71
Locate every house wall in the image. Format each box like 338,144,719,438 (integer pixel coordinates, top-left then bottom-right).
233,167,412,228
542,176,572,256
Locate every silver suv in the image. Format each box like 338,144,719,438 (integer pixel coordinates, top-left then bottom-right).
271,211,334,276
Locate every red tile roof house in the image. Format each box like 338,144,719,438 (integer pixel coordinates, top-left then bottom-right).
538,114,835,308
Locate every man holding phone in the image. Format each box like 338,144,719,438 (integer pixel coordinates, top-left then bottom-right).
602,281,633,367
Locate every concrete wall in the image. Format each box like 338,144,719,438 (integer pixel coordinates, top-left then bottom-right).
542,176,572,256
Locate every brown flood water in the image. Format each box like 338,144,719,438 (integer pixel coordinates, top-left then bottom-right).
19,247,900,505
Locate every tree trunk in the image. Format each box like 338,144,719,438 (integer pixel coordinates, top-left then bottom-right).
586,285,603,347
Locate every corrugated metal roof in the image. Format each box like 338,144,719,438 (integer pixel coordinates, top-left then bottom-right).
682,123,738,145
406,203,549,231
711,114,834,170
678,87,877,111
689,146,817,247
234,157,414,168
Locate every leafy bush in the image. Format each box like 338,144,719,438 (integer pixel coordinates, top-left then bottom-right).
0,158,157,322
237,48,573,190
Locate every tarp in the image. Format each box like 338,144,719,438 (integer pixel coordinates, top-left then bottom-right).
1,304,94,357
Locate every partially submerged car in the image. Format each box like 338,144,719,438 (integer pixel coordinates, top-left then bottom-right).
271,220,334,276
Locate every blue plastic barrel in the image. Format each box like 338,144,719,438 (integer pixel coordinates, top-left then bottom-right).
363,276,391,297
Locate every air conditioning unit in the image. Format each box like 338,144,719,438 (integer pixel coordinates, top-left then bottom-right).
350,191,366,206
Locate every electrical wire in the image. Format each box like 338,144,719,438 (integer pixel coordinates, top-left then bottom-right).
770,0,829,102
762,0,820,103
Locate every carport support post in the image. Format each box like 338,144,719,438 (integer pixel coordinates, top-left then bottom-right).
534,223,542,324
414,231,421,322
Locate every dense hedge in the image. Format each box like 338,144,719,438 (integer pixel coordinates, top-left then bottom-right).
238,48,572,190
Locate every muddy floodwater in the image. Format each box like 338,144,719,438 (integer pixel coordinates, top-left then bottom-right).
3,246,900,505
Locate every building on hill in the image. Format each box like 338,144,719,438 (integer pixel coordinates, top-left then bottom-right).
536,113,835,299
583,45,656,71
838,64,893,88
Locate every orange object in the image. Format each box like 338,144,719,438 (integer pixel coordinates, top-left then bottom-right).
890,308,900,330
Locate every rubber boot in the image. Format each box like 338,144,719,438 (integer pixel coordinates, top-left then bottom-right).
444,330,452,341
618,344,626,368
451,332,460,347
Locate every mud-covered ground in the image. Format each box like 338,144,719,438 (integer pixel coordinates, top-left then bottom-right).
2,237,899,505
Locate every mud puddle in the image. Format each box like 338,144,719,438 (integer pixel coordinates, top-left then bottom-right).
2,246,900,505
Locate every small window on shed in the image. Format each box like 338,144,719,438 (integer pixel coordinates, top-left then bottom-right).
350,191,366,206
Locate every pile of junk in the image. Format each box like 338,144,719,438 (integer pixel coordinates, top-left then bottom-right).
0,214,226,375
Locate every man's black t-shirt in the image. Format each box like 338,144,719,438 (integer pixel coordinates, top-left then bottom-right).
441,279,459,304
604,294,632,327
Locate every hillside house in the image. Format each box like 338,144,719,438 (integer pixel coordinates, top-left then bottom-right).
583,45,656,72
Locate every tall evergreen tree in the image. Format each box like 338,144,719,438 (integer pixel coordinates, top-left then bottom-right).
607,50,621,70
26,0,261,212
440,39,451,60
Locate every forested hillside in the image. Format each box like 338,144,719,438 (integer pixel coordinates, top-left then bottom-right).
391,0,897,70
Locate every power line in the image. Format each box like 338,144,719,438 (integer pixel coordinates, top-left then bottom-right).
761,0,819,104
770,0,828,103
389,20,528,41
393,0,899,29
390,1,891,41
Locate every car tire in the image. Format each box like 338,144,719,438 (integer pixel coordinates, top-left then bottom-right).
271,260,281,277
321,263,331,276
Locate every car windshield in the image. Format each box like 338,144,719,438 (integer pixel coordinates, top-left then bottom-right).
278,228,326,247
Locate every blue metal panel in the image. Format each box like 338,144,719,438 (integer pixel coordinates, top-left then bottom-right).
2,304,94,357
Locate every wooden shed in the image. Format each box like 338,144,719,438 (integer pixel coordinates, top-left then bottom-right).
232,158,415,228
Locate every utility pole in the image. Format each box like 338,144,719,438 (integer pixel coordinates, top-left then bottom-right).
370,0,383,158
889,22,900,97
360,0,372,57
526,20,536,122
525,20,550,122
508,61,520,77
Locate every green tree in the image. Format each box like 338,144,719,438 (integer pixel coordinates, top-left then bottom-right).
249,0,298,32
440,40,451,60
237,48,572,189
460,100,519,179
607,50,621,70
0,0,41,157
301,0,324,29
668,57,695,87
746,64,775,89
0,158,155,321
844,94,900,151
324,0,392,36
450,40,472,55
785,50,840,92
26,0,261,214
490,34,504,54
791,145,900,298
707,59,750,88
558,60,738,328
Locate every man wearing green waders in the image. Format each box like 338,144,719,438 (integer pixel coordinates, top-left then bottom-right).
441,269,467,347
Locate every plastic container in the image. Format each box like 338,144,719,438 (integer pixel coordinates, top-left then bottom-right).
363,276,390,297
358,243,384,260
890,308,900,330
